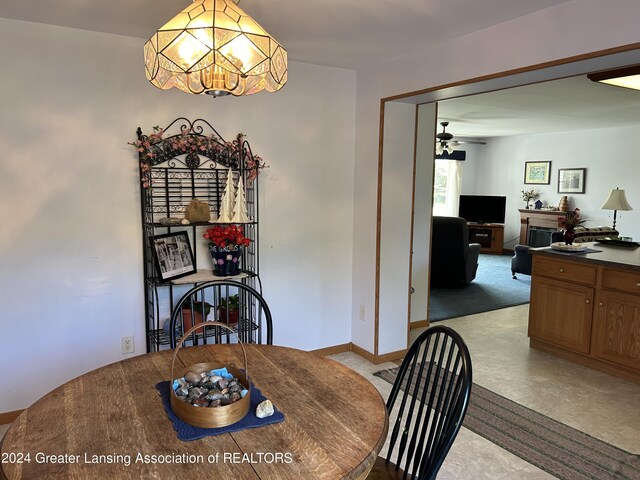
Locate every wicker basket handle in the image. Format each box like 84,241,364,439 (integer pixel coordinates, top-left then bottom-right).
170,321,248,385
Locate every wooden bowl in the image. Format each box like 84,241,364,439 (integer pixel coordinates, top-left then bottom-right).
170,321,250,428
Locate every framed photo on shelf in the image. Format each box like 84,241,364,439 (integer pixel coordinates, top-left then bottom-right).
558,168,586,194
151,232,196,281
524,161,551,184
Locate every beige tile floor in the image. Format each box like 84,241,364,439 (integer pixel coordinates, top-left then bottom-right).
329,304,640,480
1,304,638,479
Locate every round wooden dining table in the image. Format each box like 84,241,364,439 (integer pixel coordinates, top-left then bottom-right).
0,344,388,479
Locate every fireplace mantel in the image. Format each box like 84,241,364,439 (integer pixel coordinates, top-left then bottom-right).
518,209,569,245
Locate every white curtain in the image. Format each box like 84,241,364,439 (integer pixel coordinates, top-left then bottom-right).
433,159,462,217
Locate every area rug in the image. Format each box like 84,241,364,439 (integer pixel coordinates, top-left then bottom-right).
429,254,531,322
373,367,640,480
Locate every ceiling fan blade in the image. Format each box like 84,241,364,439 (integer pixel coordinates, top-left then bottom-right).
436,121,485,145
451,139,487,145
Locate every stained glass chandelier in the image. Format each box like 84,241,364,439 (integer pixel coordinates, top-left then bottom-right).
144,0,287,97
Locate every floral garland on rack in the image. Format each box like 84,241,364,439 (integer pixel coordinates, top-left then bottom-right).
130,126,268,188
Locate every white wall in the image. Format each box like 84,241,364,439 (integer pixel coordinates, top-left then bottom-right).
0,18,356,412
351,0,640,354
474,125,640,247
459,144,481,196
410,104,437,324
378,102,416,354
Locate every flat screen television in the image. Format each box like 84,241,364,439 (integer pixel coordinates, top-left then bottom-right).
458,195,506,224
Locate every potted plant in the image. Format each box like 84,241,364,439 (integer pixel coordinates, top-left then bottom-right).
521,188,539,209
181,301,212,330
558,208,586,245
217,294,239,325
203,225,251,276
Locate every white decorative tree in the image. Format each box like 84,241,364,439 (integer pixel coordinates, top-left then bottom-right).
231,176,250,223
217,168,235,222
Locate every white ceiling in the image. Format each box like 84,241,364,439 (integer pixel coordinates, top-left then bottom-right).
2,0,639,137
438,75,640,139
0,0,571,69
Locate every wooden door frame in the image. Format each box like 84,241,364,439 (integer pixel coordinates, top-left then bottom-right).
373,43,640,361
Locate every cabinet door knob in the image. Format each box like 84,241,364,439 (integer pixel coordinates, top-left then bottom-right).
585,299,590,304
637,282,640,287
559,268,565,273
599,302,604,307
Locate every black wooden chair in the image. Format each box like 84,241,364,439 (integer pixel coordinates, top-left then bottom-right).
368,325,472,480
169,280,273,348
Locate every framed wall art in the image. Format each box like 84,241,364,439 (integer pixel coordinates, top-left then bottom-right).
151,232,196,281
524,161,551,184
558,168,586,194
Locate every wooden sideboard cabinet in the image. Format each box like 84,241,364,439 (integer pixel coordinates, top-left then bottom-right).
467,223,504,254
529,248,640,384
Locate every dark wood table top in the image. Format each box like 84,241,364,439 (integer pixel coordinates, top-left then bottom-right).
533,242,640,271
1,345,388,479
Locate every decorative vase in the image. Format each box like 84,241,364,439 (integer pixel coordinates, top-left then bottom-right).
563,228,576,245
558,196,569,212
208,244,242,276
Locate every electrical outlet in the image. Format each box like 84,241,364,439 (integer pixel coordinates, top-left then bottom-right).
359,304,366,322
121,336,134,355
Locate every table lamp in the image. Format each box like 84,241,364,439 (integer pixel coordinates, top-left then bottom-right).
600,187,633,230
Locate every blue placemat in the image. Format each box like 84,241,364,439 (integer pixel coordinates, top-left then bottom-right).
156,381,285,441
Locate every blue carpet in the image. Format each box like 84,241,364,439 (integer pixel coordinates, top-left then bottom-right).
429,254,531,322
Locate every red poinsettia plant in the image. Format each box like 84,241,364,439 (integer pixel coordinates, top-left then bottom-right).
558,208,586,229
203,225,251,249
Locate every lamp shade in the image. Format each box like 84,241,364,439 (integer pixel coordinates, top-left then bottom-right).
601,188,633,211
144,0,287,97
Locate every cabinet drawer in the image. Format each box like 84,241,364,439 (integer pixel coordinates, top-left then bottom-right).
533,256,597,285
602,268,640,295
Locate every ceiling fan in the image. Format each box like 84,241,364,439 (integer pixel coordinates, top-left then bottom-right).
435,121,486,154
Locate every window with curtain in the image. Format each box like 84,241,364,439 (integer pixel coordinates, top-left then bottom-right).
433,159,462,217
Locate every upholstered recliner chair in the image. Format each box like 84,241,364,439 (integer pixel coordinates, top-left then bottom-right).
430,216,481,288
511,244,534,279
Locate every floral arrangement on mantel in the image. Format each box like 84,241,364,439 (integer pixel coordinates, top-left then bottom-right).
130,126,268,188
558,208,586,230
521,188,539,208
203,225,251,249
